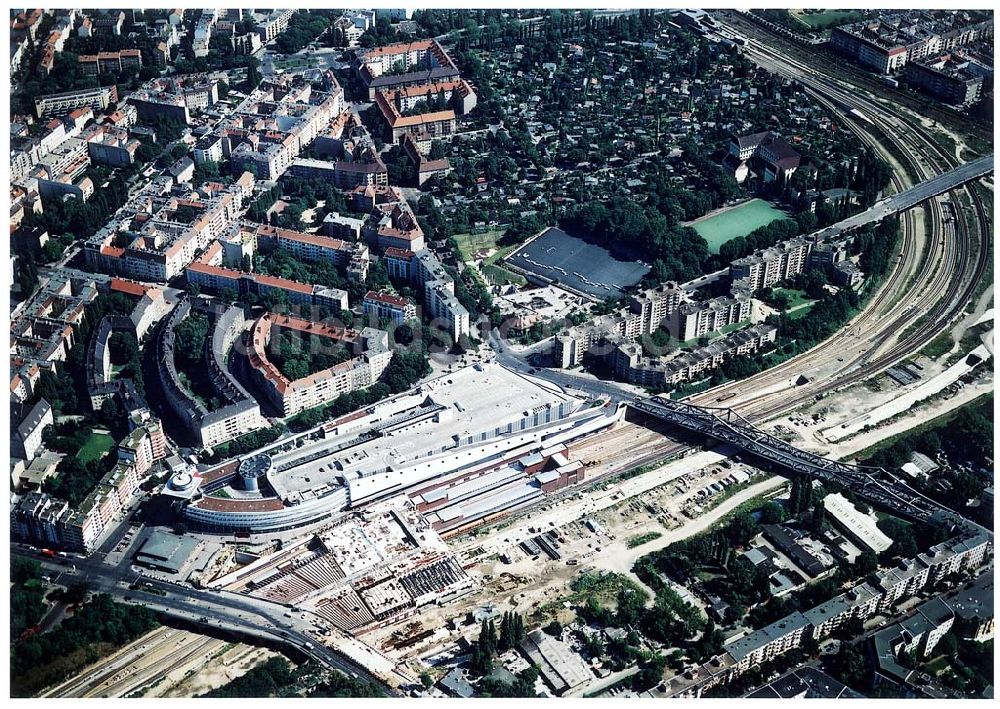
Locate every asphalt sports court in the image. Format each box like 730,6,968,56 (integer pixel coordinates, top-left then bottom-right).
504,227,650,299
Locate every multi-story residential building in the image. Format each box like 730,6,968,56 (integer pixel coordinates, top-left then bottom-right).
666,529,992,697
874,558,933,613
91,10,125,36
669,294,751,342
364,290,417,325
84,173,256,282
11,9,45,43
191,9,218,57
11,399,54,462
916,532,993,586
905,53,985,105
322,212,366,241
78,49,142,76
257,9,294,43
872,596,956,688
385,248,471,341
412,249,471,340
384,247,416,281
727,613,812,674
944,574,994,642
11,492,69,548
401,133,452,186
212,78,342,182
193,134,225,165
730,237,813,293
152,41,170,67
246,314,392,417
128,75,220,124
186,237,352,309
154,299,269,448
118,427,154,476
234,32,262,55
802,582,882,640
365,202,426,252
630,283,684,336
82,124,140,166
289,154,388,189
11,420,164,553
553,282,687,370
374,89,457,144
610,323,777,388
11,272,98,370
356,39,462,99
129,408,168,461
34,85,119,119
254,223,370,275
831,13,993,74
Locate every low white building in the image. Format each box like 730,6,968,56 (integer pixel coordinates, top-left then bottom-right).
824,492,893,553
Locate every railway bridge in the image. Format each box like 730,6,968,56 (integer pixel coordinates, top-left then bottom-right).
632,396,942,523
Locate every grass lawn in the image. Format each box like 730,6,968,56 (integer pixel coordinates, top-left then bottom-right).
453,230,506,261
786,303,816,320
482,262,525,286
924,656,950,676
455,230,527,286
680,320,752,348
689,199,790,254
789,9,864,29
79,432,115,464
773,288,813,310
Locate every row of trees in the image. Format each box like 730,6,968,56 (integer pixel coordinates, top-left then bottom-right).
269,330,352,382
12,594,160,697
470,612,527,675
274,11,336,55
11,558,47,642
201,656,384,698
207,423,288,462
285,349,431,432
560,199,708,285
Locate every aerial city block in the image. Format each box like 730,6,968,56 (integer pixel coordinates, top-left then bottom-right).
7,6,995,701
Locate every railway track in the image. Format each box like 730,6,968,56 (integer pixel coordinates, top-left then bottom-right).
43,628,224,699
688,23,991,418
462,16,990,543
721,10,993,147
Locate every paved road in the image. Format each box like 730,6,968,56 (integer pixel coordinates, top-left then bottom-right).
13,548,400,695
488,329,642,404
814,153,994,241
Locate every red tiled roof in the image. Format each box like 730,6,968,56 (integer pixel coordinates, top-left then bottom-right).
253,273,312,295
110,278,149,297
193,496,285,512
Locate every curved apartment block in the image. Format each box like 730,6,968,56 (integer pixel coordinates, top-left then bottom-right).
246,313,392,418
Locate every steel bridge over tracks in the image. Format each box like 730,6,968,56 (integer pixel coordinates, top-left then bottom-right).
632,396,943,523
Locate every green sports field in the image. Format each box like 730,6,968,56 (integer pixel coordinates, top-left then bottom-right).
690,199,790,254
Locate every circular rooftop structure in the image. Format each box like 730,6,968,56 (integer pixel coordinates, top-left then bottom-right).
168,471,197,492
238,453,273,491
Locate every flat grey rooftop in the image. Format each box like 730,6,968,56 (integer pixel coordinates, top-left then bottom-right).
505,227,650,299
269,362,580,499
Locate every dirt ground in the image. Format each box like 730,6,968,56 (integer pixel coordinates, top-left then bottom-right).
146,643,282,698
